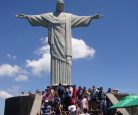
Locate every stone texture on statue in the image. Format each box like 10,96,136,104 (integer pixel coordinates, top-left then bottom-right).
27,13,93,86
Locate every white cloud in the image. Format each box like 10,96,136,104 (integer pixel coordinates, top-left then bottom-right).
26,37,95,76
15,75,28,82
0,91,13,99
0,64,29,81
35,38,50,55
0,64,21,77
72,38,95,59
26,54,50,76
26,38,50,76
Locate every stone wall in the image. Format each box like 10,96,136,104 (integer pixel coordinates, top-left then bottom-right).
4,96,35,115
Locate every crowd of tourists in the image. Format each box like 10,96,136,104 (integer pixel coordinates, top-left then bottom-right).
21,84,122,115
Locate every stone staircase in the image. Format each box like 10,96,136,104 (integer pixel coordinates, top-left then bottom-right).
30,94,42,115
106,93,130,115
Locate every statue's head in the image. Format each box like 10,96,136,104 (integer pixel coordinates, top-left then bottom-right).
57,0,64,4
56,0,64,12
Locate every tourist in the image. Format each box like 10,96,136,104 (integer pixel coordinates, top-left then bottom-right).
115,111,123,115
81,95,89,111
76,104,81,115
87,88,92,110
57,83,65,105
73,85,78,100
64,87,72,111
91,85,98,110
69,85,73,97
80,108,90,115
77,86,83,107
21,91,25,96
98,87,106,115
68,104,77,115
27,91,33,96
35,89,41,95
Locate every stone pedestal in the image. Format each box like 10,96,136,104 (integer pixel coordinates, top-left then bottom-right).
52,85,69,90
4,96,35,115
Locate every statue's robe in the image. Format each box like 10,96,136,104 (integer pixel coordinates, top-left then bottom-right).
27,12,93,85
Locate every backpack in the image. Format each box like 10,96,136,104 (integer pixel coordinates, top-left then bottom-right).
58,86,64,96
91,90,98,98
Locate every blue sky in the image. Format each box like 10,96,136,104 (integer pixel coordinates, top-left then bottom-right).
0,0,138,114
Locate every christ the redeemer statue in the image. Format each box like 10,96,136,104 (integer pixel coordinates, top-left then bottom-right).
16,0,103,86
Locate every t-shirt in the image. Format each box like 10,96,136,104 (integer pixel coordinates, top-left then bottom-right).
68,105,76,112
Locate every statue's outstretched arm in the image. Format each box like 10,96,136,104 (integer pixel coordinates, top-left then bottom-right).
16,14,28,19
92,14,104,19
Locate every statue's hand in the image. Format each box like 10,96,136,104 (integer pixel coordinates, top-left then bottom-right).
66,56,72,65
16,14,27,19
92,14,103,19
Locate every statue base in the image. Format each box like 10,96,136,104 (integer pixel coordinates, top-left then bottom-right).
52,84,71,90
